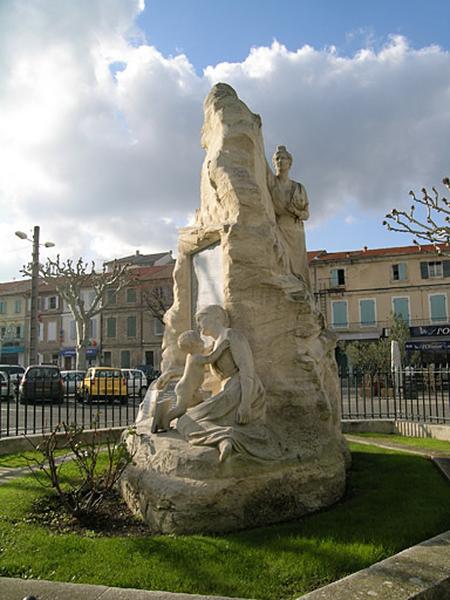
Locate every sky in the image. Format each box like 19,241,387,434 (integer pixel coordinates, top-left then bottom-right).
0,0,449,281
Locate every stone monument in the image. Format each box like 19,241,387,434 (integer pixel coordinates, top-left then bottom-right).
121,83,349,534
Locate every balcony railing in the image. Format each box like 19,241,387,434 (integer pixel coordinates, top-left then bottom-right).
316,278,345,291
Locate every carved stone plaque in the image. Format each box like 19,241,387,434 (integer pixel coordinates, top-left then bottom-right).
191,242,224,319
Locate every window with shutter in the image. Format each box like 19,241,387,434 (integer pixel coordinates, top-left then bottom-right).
332,301,348,328
121,350,130,368
428,261,442,277
330,268,345,286
107,317,116,338
420,262,429,279
47,321,57,341
107,289,117,305
443,260,450,278
127,288,137,303
429,294,447,322
392,263,407,281
360,299,376,326
127,316,137,337
154,319,165,336
392,297,410,323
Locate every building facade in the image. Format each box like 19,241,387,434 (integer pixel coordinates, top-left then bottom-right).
0,280,28,365
0,252,174,369
309,244,450,366
101,263,173,370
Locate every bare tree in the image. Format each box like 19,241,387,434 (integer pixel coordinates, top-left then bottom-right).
141,284,173,324
383,177,450,251
23,256,130,370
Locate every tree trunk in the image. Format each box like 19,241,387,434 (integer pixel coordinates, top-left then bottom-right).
76,319,89,371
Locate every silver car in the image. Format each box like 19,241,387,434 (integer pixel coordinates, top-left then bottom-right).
61,370,86,396
121,369,148,399
0,371,14,398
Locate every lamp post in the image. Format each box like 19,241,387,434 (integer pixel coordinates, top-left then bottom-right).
15,227,55,365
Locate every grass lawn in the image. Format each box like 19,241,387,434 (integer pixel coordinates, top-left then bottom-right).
349,433,450,453
0,443,450,600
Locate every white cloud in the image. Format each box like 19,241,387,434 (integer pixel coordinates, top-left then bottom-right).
0,2,449,279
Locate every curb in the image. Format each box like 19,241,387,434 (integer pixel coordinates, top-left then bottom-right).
0,578,248,600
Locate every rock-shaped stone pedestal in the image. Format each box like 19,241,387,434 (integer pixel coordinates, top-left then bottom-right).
121,83,348,535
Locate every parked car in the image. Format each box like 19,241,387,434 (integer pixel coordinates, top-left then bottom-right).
61,370,86,396
121,368,148,399
135,365,160,383
0,364,25,396
19,365,64,404
0,371,13,399
78,367,128,404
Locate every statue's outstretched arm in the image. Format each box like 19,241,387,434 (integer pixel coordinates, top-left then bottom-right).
196,339,230,365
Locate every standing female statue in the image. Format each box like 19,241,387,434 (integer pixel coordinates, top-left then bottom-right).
267,145,311,287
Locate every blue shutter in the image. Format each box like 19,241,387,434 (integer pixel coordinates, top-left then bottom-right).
430,295,447,322
360,299,376,325
443,261,450,278
420,262,429,279
330,269,339,287
398,263,407,280
332,301,348,327
393,297,409,322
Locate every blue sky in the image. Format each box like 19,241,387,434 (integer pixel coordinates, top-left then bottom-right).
0,0,449,279
137,0,450,252
139,0,450,71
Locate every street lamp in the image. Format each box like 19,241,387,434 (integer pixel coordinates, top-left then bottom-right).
15,226,55,365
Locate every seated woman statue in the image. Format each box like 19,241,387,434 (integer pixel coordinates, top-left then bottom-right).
175,304,274,462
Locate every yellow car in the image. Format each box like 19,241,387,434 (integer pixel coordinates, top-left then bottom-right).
78,367,128,404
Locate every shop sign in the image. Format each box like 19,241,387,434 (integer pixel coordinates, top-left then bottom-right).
409,325,450,337
60,347,98,358
406,340,450,351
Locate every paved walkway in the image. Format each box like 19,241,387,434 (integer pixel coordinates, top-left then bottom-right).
0,454,72,485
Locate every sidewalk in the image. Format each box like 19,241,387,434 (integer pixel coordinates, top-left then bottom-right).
0,577,244,600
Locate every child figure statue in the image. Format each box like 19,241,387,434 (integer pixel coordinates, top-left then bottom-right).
151,329,229,432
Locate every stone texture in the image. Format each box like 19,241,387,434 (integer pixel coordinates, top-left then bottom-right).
298,529,450,599
0,577,244,600
121,83,348,534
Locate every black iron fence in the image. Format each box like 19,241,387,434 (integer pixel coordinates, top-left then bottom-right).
340,368,450,424
0,369,147,439
1,368,450,439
